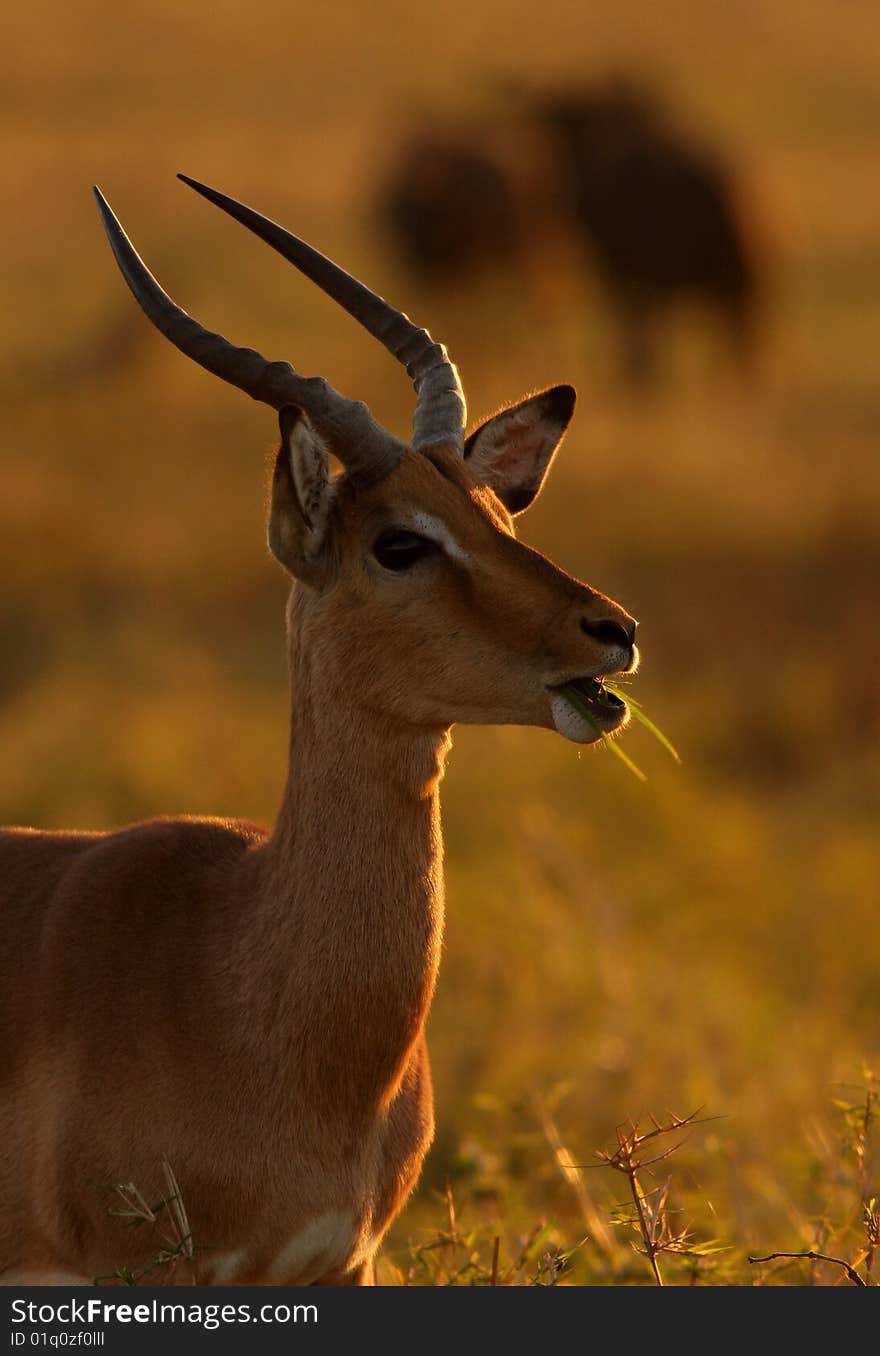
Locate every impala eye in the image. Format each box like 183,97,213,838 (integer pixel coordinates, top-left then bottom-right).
372,528,435,571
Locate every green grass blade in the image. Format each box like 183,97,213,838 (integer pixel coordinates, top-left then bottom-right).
559,684,648,783
605,682,681,764
599,734,649,783
627,704,682,763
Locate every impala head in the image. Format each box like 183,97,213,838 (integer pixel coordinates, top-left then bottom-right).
95,176,638,744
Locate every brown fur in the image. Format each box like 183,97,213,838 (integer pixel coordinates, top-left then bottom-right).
1,430,636,1285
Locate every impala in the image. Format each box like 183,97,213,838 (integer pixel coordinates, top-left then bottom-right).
0,177,638,1286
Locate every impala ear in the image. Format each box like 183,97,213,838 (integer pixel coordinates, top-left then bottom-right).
268,405,334,581
463,384,576,514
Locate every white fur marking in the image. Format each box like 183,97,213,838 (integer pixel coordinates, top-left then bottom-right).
205,1249,247,1284
266,1211,359,1284
550,691,599,744
409,512,469,563
348,1230,377,1270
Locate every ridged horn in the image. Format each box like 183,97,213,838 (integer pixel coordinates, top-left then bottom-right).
177,174,467,454
93,186,406,482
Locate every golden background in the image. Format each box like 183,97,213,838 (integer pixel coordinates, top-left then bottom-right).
3,0,878,1282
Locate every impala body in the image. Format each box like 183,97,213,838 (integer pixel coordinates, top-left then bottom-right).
0,179,637,1285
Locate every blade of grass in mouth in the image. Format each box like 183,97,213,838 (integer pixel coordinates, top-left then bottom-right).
604,681,682,764
559,683,647,783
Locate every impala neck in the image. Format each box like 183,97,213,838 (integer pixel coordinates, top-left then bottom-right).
251,609,451,1117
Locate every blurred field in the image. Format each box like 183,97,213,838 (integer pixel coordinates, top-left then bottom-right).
2,0,879,1284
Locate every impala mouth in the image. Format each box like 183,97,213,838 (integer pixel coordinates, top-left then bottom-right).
549,675,629,744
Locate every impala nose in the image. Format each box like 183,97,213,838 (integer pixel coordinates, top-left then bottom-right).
580,615,638,650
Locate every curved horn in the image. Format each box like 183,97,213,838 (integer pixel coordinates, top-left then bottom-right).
93,187,405,482
177,174,467,455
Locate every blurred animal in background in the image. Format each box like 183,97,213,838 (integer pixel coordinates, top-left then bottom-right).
530,76,764,385
376,130,523,289
376,80,766,388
